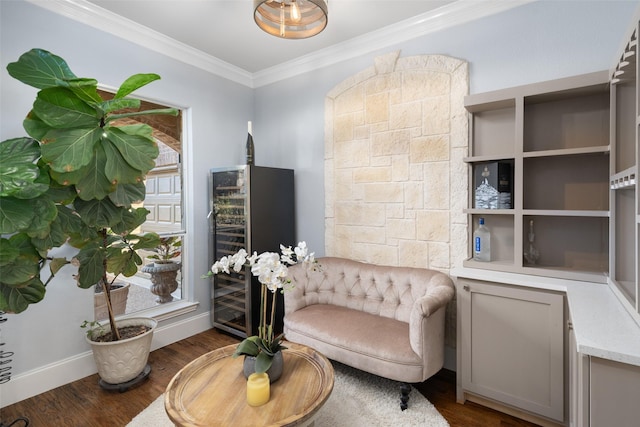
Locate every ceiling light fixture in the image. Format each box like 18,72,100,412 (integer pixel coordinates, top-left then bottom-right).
254,0,328,39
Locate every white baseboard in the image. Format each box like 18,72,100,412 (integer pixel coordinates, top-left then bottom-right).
1,312,212,408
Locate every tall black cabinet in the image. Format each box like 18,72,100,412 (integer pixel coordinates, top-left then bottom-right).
208,165,295,338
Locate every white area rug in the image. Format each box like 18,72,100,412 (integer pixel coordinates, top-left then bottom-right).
127,362,449,426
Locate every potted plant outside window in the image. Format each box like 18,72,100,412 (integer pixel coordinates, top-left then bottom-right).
142,235,182,303
0,48,178,386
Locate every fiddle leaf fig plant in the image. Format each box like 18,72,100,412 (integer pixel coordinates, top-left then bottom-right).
0,48,177,340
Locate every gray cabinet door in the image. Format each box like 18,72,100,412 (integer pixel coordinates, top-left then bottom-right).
590,357,640,427
459,279,565,422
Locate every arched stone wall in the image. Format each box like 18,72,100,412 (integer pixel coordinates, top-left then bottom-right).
325,51,469,275
325,52,468,350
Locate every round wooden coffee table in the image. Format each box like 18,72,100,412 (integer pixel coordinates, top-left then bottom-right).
165,341,334,427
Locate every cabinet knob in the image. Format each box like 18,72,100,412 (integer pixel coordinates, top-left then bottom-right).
463,285,470,292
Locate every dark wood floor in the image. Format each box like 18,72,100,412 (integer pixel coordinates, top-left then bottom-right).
1,328,539,426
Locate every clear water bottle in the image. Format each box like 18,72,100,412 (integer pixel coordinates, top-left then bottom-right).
473,217,491,262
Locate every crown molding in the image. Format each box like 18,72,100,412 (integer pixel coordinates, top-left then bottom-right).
25,0,253,87
26,0,535,89
253,0,536,87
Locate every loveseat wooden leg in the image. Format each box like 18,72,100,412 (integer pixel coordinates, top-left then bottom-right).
400,382,411,410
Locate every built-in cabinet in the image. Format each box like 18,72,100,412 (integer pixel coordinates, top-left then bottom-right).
464,72,610,283
568,322,589,427
208,165,295,338
569,329,640,427
457,278,565,425
458,73,611,426
588,357,640,426
457,8,640,427
610,18,640,320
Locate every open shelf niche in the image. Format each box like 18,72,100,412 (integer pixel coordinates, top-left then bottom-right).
464,71,611,283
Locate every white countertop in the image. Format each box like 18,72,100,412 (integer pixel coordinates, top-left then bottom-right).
451,267,640,367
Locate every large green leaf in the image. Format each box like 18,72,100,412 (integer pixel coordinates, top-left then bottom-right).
45,180,77,204
103,126,158,174
100,98,141,115
6,48,77,90
0,238,19,267
74,143,113,201
102,138,145,186
26,197,57,239
108,183,146,208
33,87,99,129
7,233,40,258
66,78,102,104
49,164,85,186
0,254,40,285
41,127,101,173
10,170,50,200
106,247,138,277
111,207,150,234
0,138,42,197
31,218,67,255
0,197,35,233
0,277,46,314
23,111,53,141
133,232,161,251
114,73,160,99
74,198,124,229
75,243,105,288
55,205,84,235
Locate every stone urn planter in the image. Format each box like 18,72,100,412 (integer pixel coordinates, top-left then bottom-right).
86,317,157,386
142,261,181,303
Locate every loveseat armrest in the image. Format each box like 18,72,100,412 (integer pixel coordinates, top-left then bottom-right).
284,260,324,315
415,273,455,317
409,272,455,358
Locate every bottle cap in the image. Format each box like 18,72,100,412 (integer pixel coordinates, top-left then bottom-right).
479,218,485,225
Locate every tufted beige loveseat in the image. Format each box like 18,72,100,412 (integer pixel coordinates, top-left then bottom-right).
283,257,455,409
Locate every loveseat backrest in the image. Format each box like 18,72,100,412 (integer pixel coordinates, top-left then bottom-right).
285,257,452,323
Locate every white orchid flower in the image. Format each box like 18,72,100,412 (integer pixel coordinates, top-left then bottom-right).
208,241,317,351
231,249,248,272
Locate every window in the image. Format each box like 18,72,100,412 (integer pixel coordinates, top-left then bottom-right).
94,90,188,320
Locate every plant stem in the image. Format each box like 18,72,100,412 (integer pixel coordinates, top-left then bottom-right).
101,228,121,341
269,290,277,343
259,284,266,341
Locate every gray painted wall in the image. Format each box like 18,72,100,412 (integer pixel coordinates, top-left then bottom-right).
1,0,637,401
254,0,639,254
0,0,253,382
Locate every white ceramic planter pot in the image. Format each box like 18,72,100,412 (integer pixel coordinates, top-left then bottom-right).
87,317,157,385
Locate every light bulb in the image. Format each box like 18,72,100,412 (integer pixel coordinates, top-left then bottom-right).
280,2,285,37
290,0,301,22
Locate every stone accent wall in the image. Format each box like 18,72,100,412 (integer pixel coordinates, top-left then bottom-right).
324,52,469,349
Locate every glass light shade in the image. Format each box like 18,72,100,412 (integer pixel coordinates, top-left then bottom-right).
254,0,328,39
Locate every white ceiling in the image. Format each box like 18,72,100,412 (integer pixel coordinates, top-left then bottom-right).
84,0,458,73
33,0,532,86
